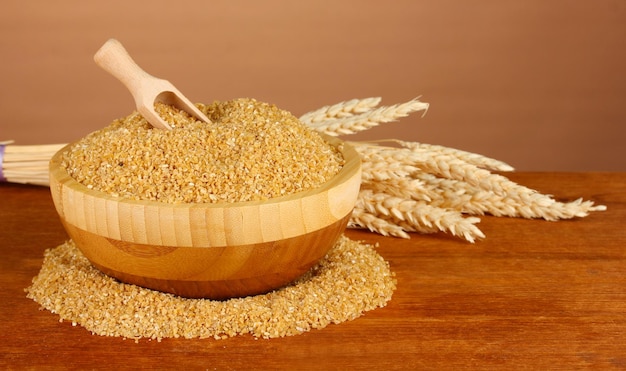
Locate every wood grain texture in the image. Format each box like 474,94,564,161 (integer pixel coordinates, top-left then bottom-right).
1,172,625,370
47,137,361,298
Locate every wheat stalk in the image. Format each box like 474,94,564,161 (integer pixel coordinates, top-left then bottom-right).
0,141,65,186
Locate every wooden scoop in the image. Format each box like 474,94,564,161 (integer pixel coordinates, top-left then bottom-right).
94,38,211,130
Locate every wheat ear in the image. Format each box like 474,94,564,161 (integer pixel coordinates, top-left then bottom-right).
356,190,485,243
414,166,607,220
360,178,432,202
349,208,411,238
306,98,429,136
352,141,426,181
299,97,382,125
353,141,514,195
390,140,514,172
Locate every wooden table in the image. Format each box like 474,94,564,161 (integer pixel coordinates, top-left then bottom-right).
1,172,625,370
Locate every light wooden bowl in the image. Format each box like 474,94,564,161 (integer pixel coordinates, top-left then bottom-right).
48,136,361,299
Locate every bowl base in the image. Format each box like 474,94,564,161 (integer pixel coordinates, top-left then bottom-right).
64,213,351,299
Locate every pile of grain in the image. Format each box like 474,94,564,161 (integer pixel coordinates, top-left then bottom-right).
26,235,396,340
61,98,344,204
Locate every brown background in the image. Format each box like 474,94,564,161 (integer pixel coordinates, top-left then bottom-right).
1,0,625,171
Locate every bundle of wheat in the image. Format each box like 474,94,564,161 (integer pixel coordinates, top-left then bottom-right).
298,97,606,242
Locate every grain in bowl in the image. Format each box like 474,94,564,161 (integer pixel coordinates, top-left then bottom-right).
61,98,345,204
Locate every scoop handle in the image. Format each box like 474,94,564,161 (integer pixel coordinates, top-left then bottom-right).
94,39,155,102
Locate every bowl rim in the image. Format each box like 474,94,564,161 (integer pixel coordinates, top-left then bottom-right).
49,134,361,209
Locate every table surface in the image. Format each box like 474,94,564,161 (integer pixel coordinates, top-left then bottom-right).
1,172,625,370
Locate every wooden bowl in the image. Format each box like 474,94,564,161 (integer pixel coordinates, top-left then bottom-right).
48,136,361,299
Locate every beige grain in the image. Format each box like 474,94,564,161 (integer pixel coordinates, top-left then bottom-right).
26,235,396,340
62,98,344,204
